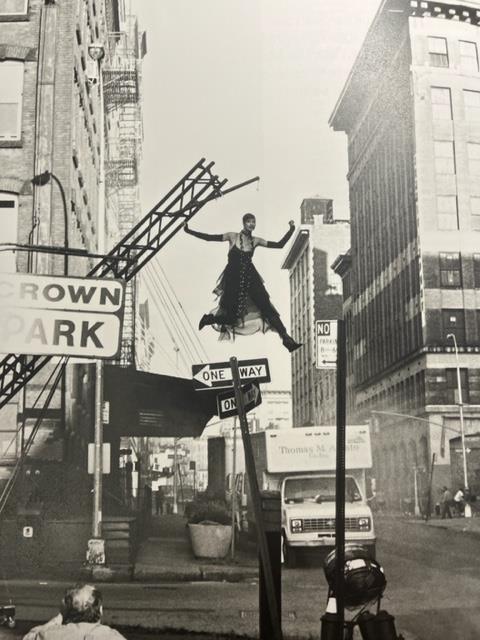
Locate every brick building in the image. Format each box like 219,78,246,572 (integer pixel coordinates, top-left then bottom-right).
282,198,349,427
0,0,148,573
330,0,480,509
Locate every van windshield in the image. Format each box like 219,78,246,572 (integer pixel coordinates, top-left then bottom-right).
283,477,362,504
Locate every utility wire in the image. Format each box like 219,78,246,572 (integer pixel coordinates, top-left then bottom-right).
156,261,210,362
143,271,191,375
143,268,198,368
146,261,206,364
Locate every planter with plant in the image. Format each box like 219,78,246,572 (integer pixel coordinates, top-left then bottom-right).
186,495,232,559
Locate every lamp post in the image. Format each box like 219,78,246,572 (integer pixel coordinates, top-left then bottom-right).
31,171,68,276
447,333,469,496
31,170,69,494
88,41,106,545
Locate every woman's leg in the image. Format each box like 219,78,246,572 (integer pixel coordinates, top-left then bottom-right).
248,280,302,352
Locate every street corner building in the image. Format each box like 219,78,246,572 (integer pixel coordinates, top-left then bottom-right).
0,0,213,578
328,0,480,512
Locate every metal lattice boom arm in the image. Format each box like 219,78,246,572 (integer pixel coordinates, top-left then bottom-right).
0,159,259,410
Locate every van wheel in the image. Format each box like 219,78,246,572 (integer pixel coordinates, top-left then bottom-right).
282,534,297,569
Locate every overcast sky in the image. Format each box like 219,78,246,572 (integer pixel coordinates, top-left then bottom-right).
130,0,380,389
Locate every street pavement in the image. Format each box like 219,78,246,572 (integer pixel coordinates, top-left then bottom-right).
3,514,480,639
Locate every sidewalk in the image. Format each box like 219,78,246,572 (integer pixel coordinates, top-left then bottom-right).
406,512,480,539
133,514,259,582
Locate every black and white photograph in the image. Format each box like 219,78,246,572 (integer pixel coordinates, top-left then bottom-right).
0,0,479,639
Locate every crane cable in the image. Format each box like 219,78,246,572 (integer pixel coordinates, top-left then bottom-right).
145,261,207,364
143,270,192,375
155,261,209,362
143,267,200,368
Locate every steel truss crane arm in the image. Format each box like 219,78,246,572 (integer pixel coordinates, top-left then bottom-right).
0,159,259,410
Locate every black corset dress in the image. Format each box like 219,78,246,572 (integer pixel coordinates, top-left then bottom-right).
210,245,280,340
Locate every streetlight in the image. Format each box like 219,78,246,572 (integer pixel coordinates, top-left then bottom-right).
447,333,470,505
88,41,106,551
31,170,69,494
31,171,68,276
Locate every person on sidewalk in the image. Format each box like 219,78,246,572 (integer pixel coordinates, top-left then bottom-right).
23,584,126,640
441,486,453,519
155,486,166,516
454,487,465,517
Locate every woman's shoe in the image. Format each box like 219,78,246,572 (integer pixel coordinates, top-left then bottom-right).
282,336,303,353
199,314,214,330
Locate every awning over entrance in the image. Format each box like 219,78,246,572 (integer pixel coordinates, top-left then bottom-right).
104,366,218,437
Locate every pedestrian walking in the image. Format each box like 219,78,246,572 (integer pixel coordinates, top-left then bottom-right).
441,486,453,519
155,486,165,516
23,584,126,640
454,487,465,517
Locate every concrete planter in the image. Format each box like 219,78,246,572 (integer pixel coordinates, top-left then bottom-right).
188,523,232,559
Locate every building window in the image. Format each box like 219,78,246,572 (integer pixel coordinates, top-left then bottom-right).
467,142,480,175
471,197,480,230
446,368,469,404
0,193,18,272
431,87,452,120
0,60,24,140
434,141,455,174
474,254,480,287
437,195,459,230
439,252,461,287
459,40,479,73
464,89,480,123
428,36,449,67
442,309,466,344
0,0,28,14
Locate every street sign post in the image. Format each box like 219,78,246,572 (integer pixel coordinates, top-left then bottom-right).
315,319,338,369
192,357,270,391
217,382,262,419
229,357,282,640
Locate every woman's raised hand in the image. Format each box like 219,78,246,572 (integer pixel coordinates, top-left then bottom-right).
288,220,295,228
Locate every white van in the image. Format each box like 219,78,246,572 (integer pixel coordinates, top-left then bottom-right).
248,426,376,567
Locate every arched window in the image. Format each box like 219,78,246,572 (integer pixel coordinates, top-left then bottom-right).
0,60,24,140
0,191,18,273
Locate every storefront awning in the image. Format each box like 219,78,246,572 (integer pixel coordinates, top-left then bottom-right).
104,366,218,437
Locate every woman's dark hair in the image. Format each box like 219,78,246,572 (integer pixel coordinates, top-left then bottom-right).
61,584,103,624
242,213,256,224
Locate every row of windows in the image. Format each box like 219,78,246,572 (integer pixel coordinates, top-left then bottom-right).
428,36,479,73
431,86,480,121
439,252,480,287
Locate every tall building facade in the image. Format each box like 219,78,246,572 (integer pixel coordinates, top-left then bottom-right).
0,0,147,526
282,199,349,427
330,0,480,508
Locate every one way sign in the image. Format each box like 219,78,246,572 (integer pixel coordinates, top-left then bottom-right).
217,382,262,419
192,357,270,391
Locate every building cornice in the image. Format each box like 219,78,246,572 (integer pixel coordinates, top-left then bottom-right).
281,228,310,270
330,0,480,133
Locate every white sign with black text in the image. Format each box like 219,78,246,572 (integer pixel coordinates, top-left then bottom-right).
315,320,338,369
0,272,125,358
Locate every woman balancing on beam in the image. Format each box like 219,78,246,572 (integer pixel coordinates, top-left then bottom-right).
183,213,302,353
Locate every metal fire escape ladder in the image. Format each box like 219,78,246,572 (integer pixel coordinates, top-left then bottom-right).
0,159,258,410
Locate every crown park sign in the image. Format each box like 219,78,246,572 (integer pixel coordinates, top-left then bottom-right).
0,273,125,359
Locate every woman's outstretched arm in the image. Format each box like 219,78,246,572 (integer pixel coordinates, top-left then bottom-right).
183,222,226,242
256,221,295,248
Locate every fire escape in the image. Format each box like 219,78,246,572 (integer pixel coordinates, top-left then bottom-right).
104,23,143,367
